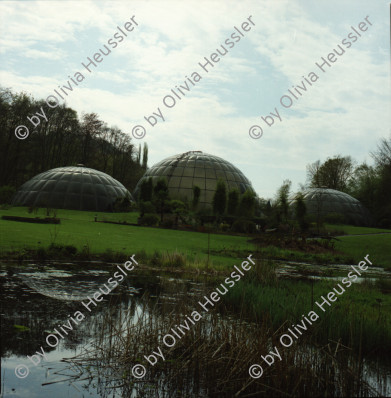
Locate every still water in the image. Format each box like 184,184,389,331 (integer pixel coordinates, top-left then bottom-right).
1,261,205,397
1,260,390,397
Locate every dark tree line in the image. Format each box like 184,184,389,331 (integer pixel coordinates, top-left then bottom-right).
0,87,148,193
306,139,391,227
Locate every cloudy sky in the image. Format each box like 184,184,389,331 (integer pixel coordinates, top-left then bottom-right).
0,0,389,198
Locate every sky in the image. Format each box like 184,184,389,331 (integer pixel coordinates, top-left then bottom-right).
0,0,390,199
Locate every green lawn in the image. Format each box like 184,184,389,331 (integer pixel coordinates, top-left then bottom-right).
325,223,391,235
0,207,254,267
335,234,391,269
1,208,390,270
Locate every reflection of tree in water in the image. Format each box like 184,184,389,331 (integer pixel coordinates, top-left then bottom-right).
0,265,140,359
0,264,194,360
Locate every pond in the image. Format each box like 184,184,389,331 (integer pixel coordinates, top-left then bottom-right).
1,260,390,397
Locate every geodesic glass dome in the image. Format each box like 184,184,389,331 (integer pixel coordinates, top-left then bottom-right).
290,188,372,226
134,151,254,209
12,166,133,212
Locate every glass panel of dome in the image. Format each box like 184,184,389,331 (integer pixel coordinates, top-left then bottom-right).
68,182,82,194
63,194,79,210
180,178,194,189
194,168,205,178
59,173,72,182
172,167,184,177
182,167,195,177
205,168,216,179
54,181,68,193
24,191,37,204
42,180,57,192
178,188,192,200
106,186,117,196
205,191,214,203
82,183,95,195
225,172,235,181
30,179,47,190
227,182,238,191
215,170,226,179
193,178,205,189
36,191,50,206
168,176,181,188
82,173,93,183
205,179,217,190
50,193,65,207
81,195,96,210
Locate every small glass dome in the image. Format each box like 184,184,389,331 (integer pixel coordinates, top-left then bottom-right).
134,151,254,209
12,166,133,212
290,188,372,226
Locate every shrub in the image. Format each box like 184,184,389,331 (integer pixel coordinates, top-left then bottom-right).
80,244,91,260
64,245,77,256
164,250,186,267
232,219,257,233
139,213,159,226
160,218,174,228
113,196,133,212
135,249,148,262
150,250,163,266
219,222,230,232
139,201,156,216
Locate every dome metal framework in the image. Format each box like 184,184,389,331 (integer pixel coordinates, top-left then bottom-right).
134,151,254,209
290,188,372,226
12,166,133,212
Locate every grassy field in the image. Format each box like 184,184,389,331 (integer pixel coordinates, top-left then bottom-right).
0,207,254,267
225,262,391,356
335,234,391,269
325,223,391,235
1,206,390,269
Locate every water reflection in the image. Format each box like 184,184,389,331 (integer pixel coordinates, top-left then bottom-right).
1,261,390,398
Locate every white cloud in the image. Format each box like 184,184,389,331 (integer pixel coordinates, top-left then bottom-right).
0,0,389,198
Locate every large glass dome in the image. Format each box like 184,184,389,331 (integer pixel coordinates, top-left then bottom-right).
12,166,133,212
290,188,372,226
134,151,254,209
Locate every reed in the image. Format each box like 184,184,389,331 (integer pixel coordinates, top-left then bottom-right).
63,290,386,397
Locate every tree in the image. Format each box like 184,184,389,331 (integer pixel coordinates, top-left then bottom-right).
212,179,227,218
238,189,257,219
347,163,378,213
227,189,239,215
294,192,308,232
0,86,147,197
275,179,291,223
169,199,188,225
80,112,103,165
371,137,391,169
306,160,322,188
139,177,153,202
142,142,148,169
307,155,355,191
192,185,201,210
153,177,169,222
371,137,391,226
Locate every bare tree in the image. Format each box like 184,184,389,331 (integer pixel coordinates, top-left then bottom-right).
307,155,355,191
371,137,391,168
